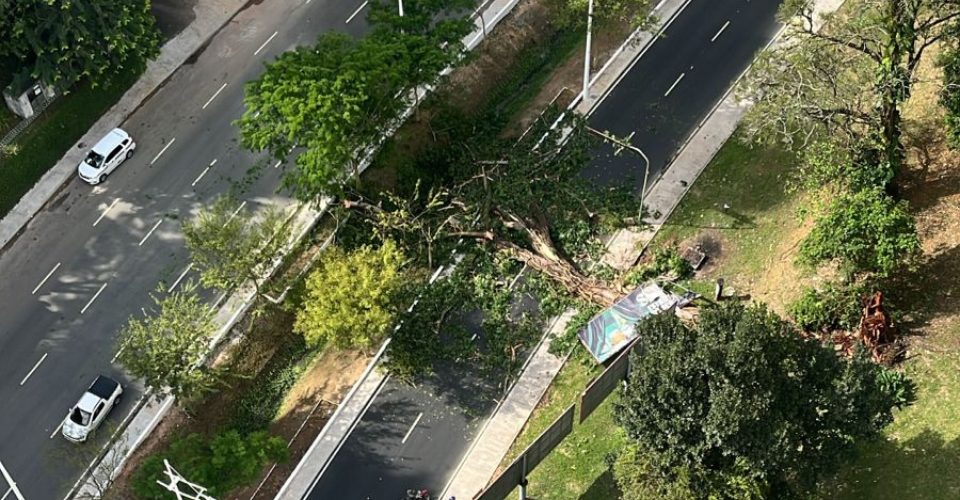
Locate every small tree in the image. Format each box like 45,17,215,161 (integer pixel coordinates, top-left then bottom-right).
295,240,408,350
116,282,220,401
183,196,291,295
939,28,960,148
0,0,159,89
798,187,920,278
614,304,901,497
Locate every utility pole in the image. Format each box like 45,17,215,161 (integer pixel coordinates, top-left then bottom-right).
582,0,595,101
0,460,25,500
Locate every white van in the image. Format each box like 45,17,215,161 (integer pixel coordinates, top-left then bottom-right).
77,128,136,185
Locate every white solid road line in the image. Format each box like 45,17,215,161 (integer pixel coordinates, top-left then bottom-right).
20,353,48,386
81,283,108,314
254,31,279,56
93,198,121,227
202,82,228,110
32,262,61,295
168,263,194,293
711,20,731,42
346,1,368,23
150,137,176,165
401,412,424,444
139,219,163,246
664,72,685,97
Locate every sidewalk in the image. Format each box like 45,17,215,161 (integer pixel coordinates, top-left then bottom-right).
0,0,249,252
441,0,846,498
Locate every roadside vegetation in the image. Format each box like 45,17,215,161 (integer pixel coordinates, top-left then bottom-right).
109,0,619,496
502,0,960,498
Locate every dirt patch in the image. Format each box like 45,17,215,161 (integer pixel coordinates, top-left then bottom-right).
504,20,634,137
230,348,369,500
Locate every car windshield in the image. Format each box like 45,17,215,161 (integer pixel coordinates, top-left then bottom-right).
70,407,91,426
85,151,104,168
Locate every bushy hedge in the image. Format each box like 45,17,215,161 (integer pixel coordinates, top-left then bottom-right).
132,430,287,499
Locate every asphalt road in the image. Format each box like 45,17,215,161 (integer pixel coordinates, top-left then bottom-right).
0,0,370,498
303,1,784,499
584,0,784,192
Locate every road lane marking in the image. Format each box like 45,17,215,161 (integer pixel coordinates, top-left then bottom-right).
254,31,279,56
139,219,163,246
273,160,282,169
613,131,636,154
81,283,107,314
202,82,228,110
32,262,61,295
401,412,423,444
227,200,247,222
93,198,120,227
150,137,176,165
192,158,218,186
50,420,64,439
711,20,730,42
192,166,211,186
168,263,194,293
111,344,125,363
664,72,685,97
20,353,48,385
346,1,369,23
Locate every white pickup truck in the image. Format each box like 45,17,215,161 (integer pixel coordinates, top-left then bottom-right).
61,375,123,443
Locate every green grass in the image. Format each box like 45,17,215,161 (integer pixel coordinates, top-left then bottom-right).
653,135,801,279
825,350,960,499
0,64,143,216
498,351,625,499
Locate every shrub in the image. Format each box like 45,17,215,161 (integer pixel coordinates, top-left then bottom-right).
132,430,288,499
625,247,693,286
788,283,864,333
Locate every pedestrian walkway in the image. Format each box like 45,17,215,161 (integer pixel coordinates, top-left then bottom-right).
0,0,248,251
441,0,846,498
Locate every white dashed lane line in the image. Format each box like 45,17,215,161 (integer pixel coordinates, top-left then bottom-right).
346,1,369,23
202,82,228,110
711,20,730,42
273,160,282,169
168,263,194,293
254,31,279,56
81,283,107,315
401,412,424,444
227,200,247,222
93,198,120,227
193,158,218,186
32,262,61,295
139,219,163,246
20,353,48,386
664,72,685,97
150,137,176,165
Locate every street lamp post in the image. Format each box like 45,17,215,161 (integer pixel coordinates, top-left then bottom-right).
586,126,651,220
582,0,595,101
